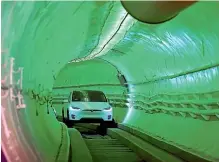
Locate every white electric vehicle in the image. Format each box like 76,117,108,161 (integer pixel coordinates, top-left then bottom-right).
66,90,113,124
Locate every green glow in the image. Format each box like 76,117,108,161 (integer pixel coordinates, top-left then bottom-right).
2,1,219,161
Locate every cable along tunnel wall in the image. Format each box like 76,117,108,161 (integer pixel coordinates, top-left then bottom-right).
1,1,219,162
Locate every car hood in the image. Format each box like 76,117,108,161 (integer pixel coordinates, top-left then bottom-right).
69,102,111,111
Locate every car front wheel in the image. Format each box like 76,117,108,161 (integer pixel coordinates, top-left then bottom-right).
101,119,117,128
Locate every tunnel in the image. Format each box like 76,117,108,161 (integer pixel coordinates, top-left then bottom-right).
1,1,219,162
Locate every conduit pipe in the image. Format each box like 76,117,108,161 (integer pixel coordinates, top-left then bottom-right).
121,1,197,24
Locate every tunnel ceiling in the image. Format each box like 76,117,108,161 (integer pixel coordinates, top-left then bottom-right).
2,1,219,162
57,1,219,87
53,59,127,96
2,1,219,90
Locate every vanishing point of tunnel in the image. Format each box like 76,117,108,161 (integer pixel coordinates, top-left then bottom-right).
1,1,219,162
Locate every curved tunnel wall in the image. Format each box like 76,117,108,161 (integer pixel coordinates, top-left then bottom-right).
1,1,219,162
53,59,126,95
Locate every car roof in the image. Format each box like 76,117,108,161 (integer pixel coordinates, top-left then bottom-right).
73,90,104,93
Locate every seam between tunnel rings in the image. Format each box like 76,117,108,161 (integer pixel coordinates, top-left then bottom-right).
55,123,64,162
130,64,219,86
68,1,114,63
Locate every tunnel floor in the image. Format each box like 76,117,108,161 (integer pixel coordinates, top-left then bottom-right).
73,124,145,162
57,116,211,162
85,139,144,162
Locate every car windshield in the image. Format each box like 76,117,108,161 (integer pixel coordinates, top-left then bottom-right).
72,91,107,102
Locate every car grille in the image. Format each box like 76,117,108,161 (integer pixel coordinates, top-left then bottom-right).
82,109,102,112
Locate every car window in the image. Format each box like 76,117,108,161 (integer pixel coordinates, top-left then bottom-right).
87,91,107,102
72,91,107,102
72,91,83,101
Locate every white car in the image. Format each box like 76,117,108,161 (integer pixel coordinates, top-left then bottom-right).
66,90,113,124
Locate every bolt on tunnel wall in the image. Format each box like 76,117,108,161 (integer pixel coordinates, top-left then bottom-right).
1,1,219,162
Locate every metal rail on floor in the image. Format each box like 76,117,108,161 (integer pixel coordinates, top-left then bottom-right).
85,138,144,162
70,123,213,162
74,124,144,162
71,124,182,162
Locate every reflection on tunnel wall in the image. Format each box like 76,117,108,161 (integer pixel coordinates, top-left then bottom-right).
1,1,219,162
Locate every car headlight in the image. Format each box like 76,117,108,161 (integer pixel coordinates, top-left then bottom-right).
103,107,112,111
69,106,80,110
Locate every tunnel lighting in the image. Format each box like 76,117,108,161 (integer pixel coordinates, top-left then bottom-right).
69,8,136,63
93,15,135,58
91,11,128,53
123,103,134,123
85,10,131,58
127,98,132,102
125,103,131,107
211,67,218,76
123,95,135,123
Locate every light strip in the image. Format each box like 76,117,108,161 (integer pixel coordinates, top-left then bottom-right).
69,7,136,63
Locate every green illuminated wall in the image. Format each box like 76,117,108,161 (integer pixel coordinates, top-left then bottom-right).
2,1,219,162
